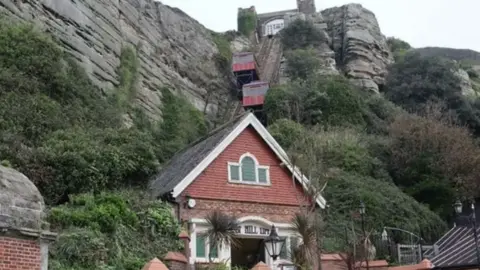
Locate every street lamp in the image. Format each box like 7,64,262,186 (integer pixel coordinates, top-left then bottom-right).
264,225,285,261
359,201,369,270
453,200,480,268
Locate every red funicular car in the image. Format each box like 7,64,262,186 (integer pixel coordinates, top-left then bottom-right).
242,81,270,108
232,52,260,89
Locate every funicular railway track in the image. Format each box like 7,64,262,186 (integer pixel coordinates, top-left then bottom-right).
231,34,283,126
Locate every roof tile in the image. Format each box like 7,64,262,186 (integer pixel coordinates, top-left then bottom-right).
142,258,169,270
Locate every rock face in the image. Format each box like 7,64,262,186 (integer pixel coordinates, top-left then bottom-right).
455,68,475,97
321,4,393,92
0,0,231,120
0,165,45,230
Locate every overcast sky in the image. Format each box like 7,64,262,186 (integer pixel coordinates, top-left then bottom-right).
159,0,478,52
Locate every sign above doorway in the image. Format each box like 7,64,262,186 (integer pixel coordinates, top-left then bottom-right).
234,224,271,236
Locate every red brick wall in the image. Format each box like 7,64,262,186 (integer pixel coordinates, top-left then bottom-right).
0,237,41,270
180,198,304,223
182,126,309,207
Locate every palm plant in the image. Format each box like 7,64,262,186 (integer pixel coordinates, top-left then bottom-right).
205,210,241,262
291,212,320,270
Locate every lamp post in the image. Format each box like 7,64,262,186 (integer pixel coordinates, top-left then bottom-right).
381,226,424,262
359,201,369,270
264,225,286,261
453,200,480,268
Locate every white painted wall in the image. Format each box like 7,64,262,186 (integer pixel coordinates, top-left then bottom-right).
189,217,299,270
264,19,285,36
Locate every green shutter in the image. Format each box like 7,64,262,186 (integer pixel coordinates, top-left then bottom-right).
210,242,218,258
241,157,256,182
258,168,268,183
196,235,206,258
290,237,298,259
279,237,287,259
229,165,240,181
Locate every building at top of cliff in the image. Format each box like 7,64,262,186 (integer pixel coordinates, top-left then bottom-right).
238,0,316,38
297,0,316,14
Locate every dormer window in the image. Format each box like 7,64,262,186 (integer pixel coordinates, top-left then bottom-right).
228,153,270,185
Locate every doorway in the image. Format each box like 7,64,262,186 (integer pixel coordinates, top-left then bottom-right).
231,238,266,269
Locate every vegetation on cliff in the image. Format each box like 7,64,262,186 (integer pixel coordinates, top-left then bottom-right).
3,11,480,268
264,20,480,258
48,191,182,270
0,21,204,269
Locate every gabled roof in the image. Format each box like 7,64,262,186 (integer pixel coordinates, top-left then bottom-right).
428,225,480,268
149,112,326,208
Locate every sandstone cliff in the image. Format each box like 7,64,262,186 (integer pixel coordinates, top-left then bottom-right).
321,4,394,92
0,0,231,120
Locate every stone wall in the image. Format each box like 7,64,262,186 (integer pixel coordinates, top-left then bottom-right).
0,0,232,121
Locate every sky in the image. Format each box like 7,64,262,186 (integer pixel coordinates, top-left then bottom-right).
159,0,479,52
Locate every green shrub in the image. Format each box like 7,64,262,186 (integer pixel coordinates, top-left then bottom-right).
323,172,447,250
280,19,326,50
115,46,140,110
0,21,207,205
212,32,233,73
48,191,183,269
268,119,307,149
385,52,480,135
264,75,367,127
155,88,208,162
284,48,321,80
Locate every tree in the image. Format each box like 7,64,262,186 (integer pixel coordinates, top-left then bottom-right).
284,126,332,270
280,19,326,50
388,103,480,220
264,75,367,127
386,37,411,62
284,48,321,80
385,52,480,135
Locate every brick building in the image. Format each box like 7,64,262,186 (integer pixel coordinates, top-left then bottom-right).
150,112,326,270
0,166,56,270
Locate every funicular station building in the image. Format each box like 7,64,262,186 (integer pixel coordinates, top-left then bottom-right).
149,113,326,270
149,1,323,269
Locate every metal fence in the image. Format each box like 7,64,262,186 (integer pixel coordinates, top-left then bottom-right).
370,232,432,265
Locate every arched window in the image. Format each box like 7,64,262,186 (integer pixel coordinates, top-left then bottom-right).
241,157,256,182
228,153,270,185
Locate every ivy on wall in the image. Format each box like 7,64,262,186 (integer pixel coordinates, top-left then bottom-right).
237,8,257,37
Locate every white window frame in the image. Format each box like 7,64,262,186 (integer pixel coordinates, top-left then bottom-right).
195,233,220,263
227,152,271,186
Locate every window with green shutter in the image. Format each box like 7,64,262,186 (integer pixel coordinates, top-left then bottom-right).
227,154,270,185
258,168,268,183
196,235,206,258
229,164,240,181
241,157,256,182
279,237,288,259
290,237,298,259
209,242,218,258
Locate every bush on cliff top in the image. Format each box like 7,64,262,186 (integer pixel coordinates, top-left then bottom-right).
280,19,326,50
